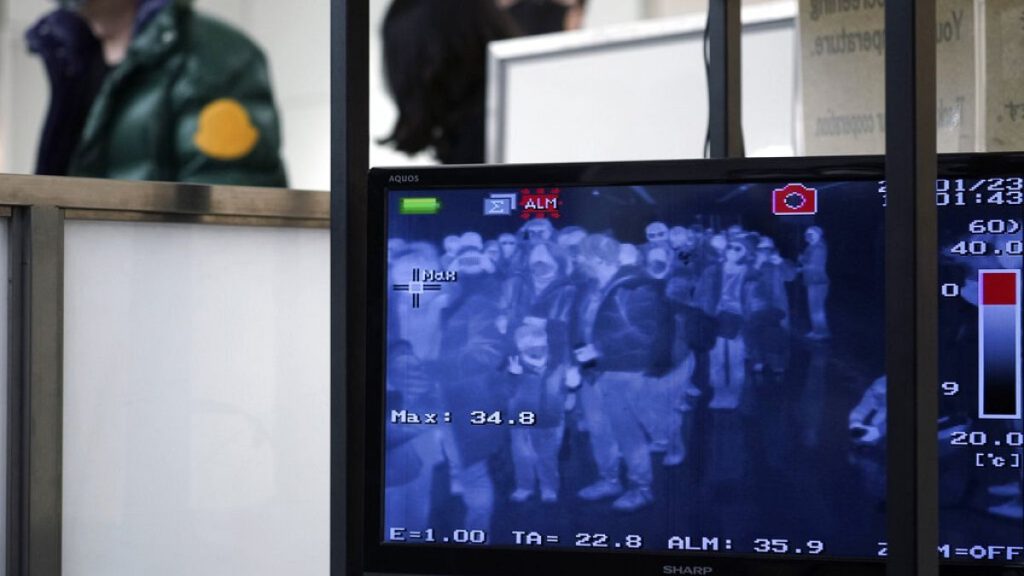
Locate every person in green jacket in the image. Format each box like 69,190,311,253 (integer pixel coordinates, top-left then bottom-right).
28,0,288,187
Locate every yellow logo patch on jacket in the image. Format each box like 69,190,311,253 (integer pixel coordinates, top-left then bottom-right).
193,98,260,160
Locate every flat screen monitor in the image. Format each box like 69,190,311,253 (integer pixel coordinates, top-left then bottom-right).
360,155,1024,576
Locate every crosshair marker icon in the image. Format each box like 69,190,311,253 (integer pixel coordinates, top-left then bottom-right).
393,268,443,308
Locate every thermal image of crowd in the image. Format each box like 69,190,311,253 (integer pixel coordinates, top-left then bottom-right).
384,215,836,529
383,183,1024,562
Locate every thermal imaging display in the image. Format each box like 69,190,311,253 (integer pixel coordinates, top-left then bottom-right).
375,170,1023,565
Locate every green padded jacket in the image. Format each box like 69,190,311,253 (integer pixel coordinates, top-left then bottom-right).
37,0,288,187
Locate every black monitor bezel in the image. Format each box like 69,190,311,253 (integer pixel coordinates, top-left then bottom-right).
358,153,1024,576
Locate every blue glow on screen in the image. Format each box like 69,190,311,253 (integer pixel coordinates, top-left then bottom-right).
380,179,1023,562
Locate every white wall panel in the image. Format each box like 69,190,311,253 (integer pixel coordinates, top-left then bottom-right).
242,0,332,189
499,29,709,162
63,221,329,576
0,12,48,175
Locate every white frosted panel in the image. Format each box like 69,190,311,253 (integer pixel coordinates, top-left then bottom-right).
502,35,708,163
63,221,329,576
492,10,797,163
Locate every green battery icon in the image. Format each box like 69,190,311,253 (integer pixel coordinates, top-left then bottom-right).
400,197,442,215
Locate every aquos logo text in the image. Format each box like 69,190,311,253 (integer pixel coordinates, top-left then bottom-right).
389,174,420,184
663,566,713,575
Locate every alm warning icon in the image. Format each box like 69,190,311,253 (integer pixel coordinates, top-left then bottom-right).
519,188,561,219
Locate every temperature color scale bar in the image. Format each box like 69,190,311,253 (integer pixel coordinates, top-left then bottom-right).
978,270,1022,419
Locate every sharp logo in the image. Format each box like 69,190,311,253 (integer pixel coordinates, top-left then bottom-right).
663,567,713,575
389,174,420,184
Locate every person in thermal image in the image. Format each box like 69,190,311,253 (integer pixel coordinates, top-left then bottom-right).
495,232,519,272
390,250,449,361
387,238,408,262
696,235,757,410
668,226,688,250
437,243,505,532
709,233,728,261
441,235,462,269
619,243,641,268
521,218,556,245
642,245,693,465
749,236,798,374
483,240,502,267
645,221,670,251
385,340,443,534
505,324,568,503
556,226,588,279
460,231,484,252
573,234,668,511
800,226,831,340
498,240,575,334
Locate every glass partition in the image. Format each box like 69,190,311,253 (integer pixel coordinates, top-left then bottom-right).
984,0,1024,153
62,219,329,576
797,0,1024,155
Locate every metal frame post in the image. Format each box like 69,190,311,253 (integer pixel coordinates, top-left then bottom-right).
884,1,938,575
708,0,742,158
332,0,370,575
7,206,63,576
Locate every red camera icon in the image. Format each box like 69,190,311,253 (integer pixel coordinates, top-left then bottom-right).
772,183,818,215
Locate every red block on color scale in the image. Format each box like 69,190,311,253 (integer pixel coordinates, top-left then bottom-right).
982,272,1018,306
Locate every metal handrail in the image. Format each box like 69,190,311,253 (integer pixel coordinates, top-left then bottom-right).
0,174,329,227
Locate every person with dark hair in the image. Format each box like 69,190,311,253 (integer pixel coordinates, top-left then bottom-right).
381,0,519,164
28,0,287,185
